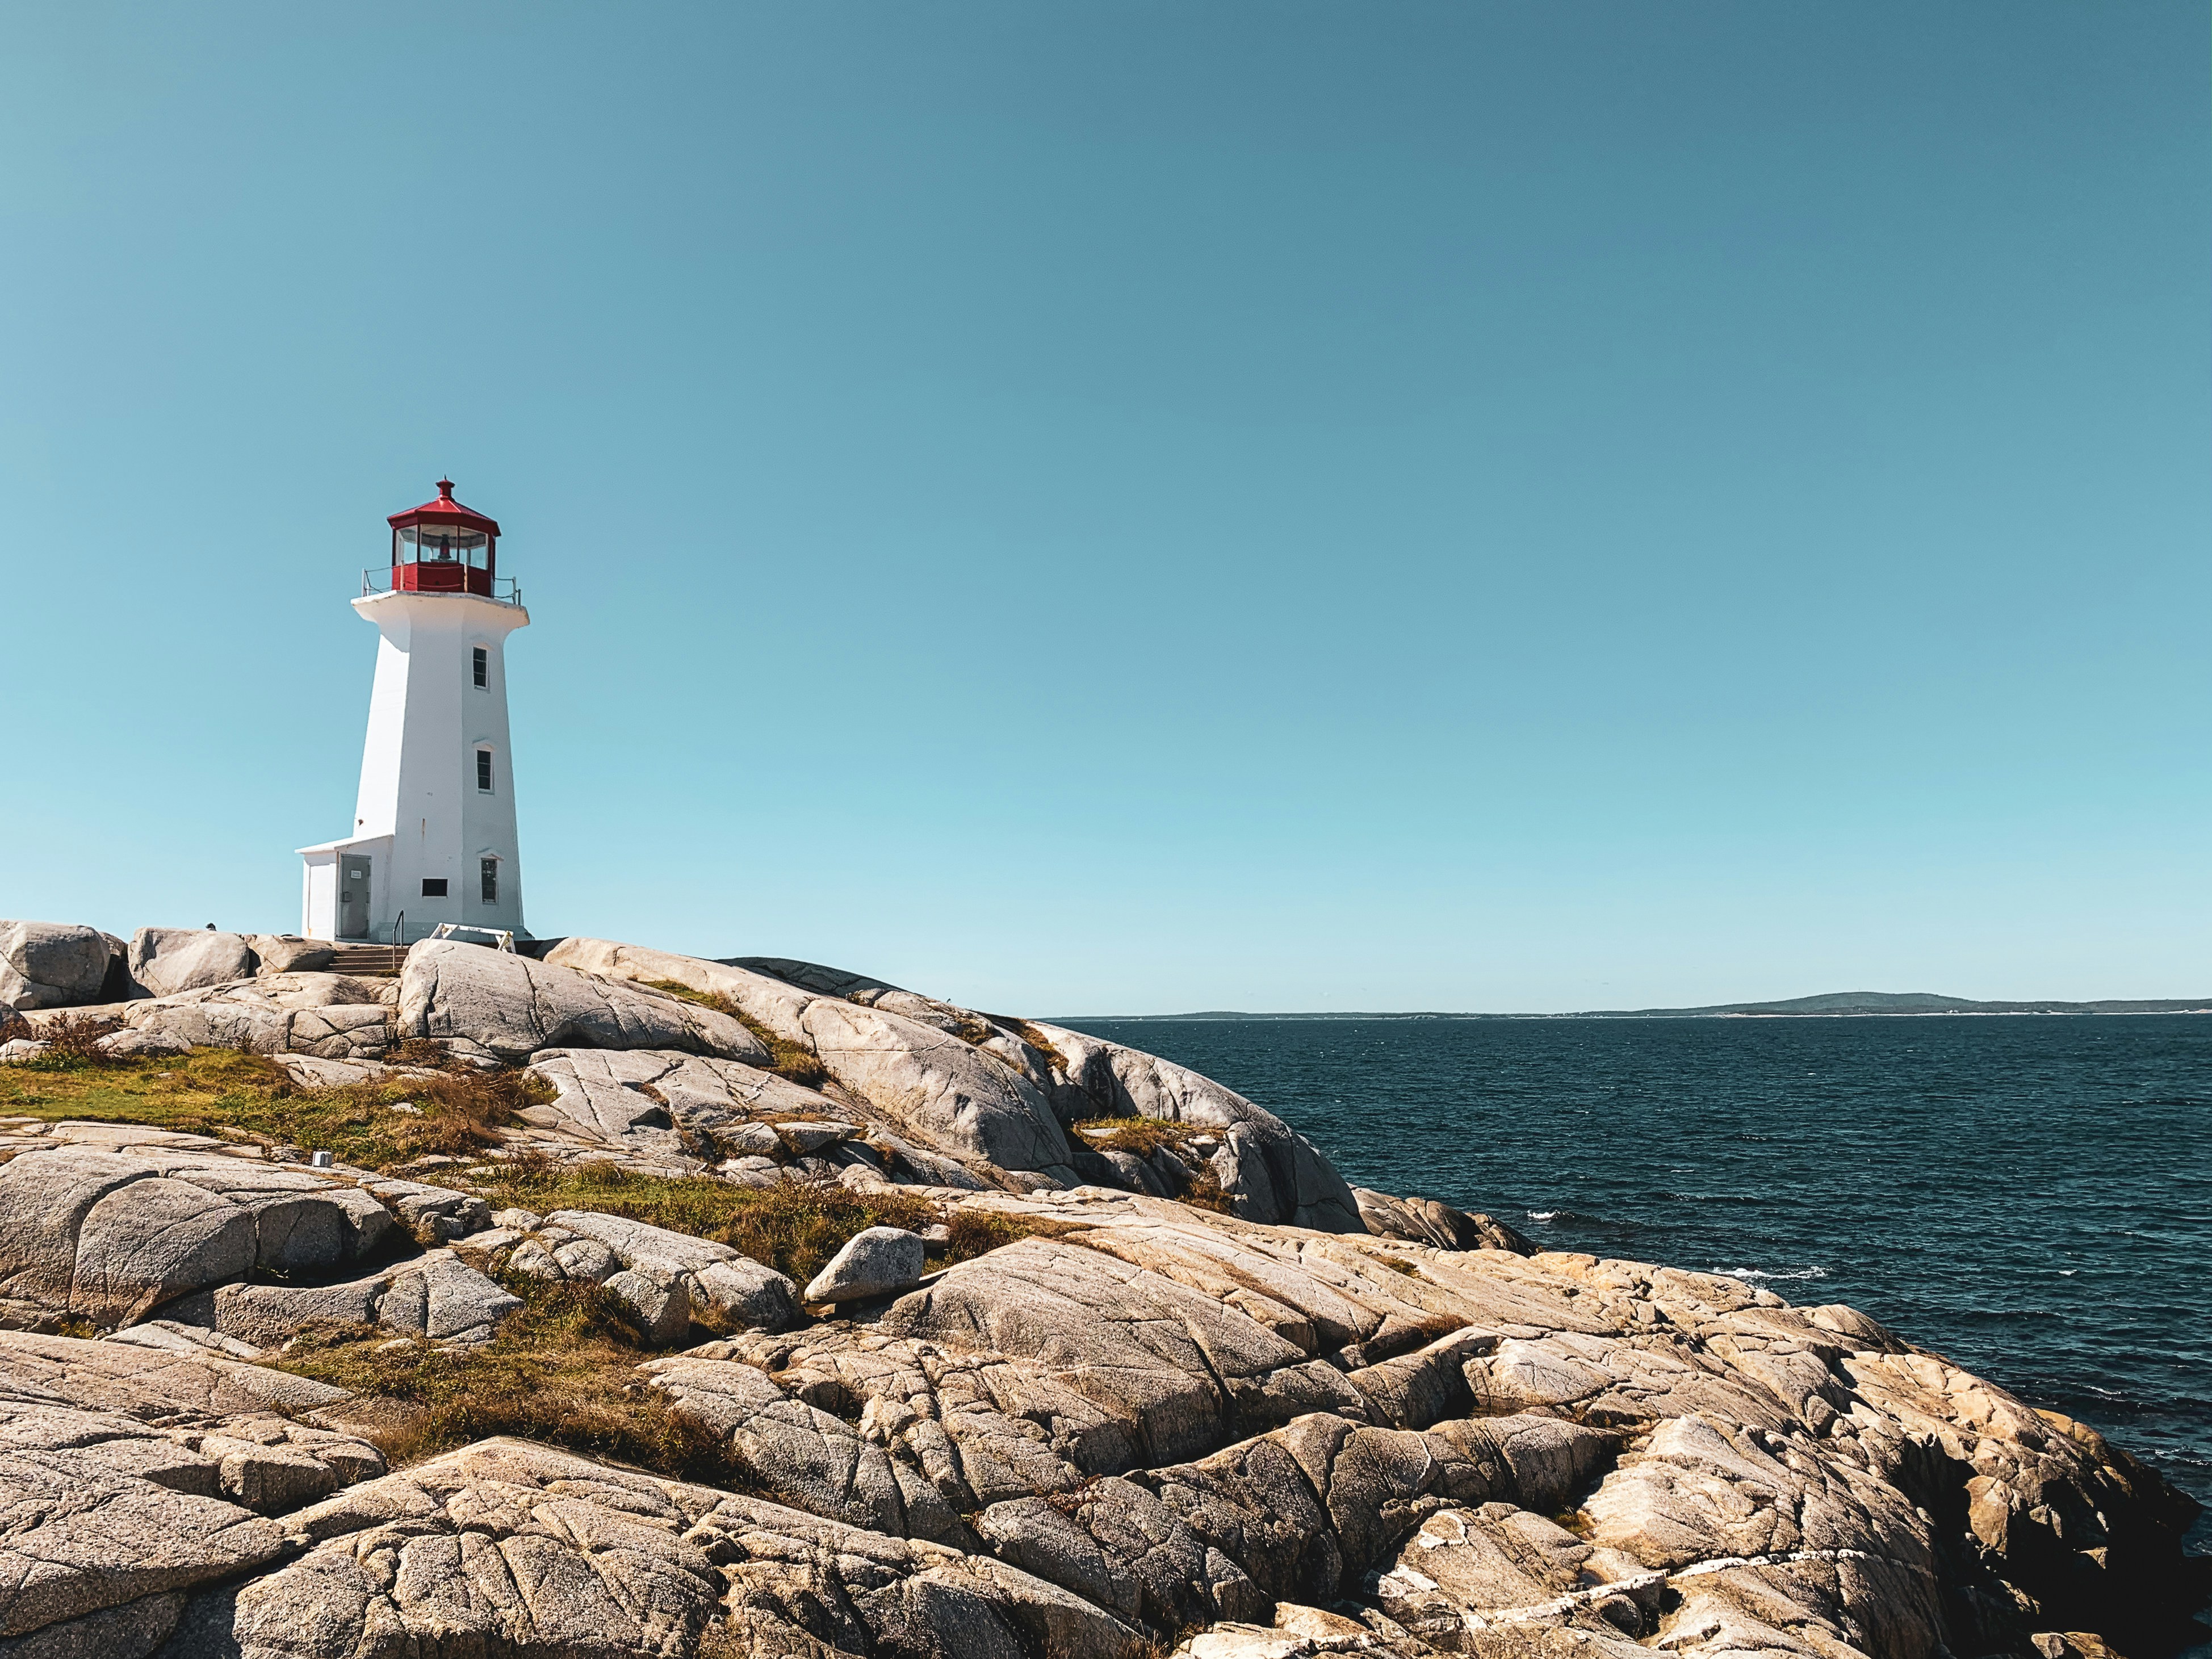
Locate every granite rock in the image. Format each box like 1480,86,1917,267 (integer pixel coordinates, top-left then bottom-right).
803,1225,925,1304
0,1331,381,1646
0,931,2192,1658
245,936,334,975
399,939,767,1063
538,1209,799,1339
1355,1186,1537,1255
169,1250,518,1347
0,922,118,1012
126,929,256,999
168,1437,1141,1659
110,974,394,1061
0,1149,396,1327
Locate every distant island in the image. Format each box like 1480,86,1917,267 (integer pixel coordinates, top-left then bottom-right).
1079,990,2212,1021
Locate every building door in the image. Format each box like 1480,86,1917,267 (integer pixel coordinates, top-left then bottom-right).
338,856,372,939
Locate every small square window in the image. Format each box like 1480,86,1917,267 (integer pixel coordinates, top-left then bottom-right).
480,858,499,905
472,647,488,689
421,878,448,898
476,750,493,792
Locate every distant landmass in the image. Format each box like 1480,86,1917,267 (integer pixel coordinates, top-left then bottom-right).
1076,991,2212,1021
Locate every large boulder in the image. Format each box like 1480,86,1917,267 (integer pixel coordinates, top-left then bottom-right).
0,1150,394,1327
803,998,1078,1180
512,1047,1001,1192
248,936,334,975
881,1234,1323,1465
171,1250,520,1347
0,921,118,1010
803,1225,925,1304
129,928,257,998
643,1354,975,1545
397,939,767,1064
520,1046,831,1158
0,1414,290,1640
977,1410,1623,1634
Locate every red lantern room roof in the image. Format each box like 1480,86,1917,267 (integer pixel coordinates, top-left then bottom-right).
388,479,500,539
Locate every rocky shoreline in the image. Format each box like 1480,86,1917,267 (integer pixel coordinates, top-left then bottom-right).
0,919,2203,1657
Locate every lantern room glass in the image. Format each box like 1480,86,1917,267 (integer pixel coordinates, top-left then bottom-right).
394,526,492,569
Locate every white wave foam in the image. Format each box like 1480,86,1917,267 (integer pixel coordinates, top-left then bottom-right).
1526,1210,1562,1223
1714,1266,1831,1283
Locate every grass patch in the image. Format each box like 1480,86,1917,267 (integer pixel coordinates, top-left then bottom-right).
1073,1115,1202,1158
1006,1020,1067,1070
268,1206,1057,1490
0,1046,552,1172
269,1271,734,1479
467,1159,1055,1287
638,982,829,1090
945,1013,999,1048
636,979,728,1011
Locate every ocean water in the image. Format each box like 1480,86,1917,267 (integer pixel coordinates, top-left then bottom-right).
1063,1014,2212,1567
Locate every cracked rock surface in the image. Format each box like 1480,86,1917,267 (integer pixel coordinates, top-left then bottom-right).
0,1189,2192,1658
0,929,2200,1657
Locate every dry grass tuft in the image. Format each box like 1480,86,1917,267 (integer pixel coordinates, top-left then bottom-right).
694,1622,751,1659
1006,1020,1067,1071
0,1012,119,1066
740,1026,831,1091
1178,1167,1235,1214
943,1206,1054,1260
637,979,727,1011
271,1271,733,1479
639,981,829,1090
1072,1115,1201,1158
946,1014,999,1048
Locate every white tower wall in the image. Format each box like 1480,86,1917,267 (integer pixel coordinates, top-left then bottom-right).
299,589,530,942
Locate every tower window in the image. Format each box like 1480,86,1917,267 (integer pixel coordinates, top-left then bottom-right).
480,858,498,904
421,878,448,897
472,647,488,689
476,750,493,792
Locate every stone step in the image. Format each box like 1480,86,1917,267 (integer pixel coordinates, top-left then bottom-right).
325,945,407,978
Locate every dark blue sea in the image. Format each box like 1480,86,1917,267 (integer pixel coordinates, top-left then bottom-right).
1063,1014,2212,1573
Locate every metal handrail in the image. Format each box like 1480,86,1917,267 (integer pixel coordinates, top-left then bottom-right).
360,566,525,607
430,923,516,953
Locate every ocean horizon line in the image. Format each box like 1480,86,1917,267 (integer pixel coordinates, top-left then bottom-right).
1056,992,2212,1023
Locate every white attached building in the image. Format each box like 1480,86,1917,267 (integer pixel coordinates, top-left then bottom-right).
299,480,531,943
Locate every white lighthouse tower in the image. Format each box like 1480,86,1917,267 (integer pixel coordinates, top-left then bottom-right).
298,480,531,944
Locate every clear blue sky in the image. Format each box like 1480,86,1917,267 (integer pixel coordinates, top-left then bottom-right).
4,3,2206,1014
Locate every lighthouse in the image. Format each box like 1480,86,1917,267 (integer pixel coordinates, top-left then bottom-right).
297,480,530,944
